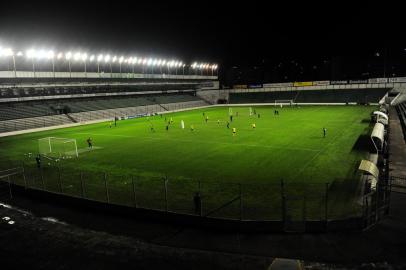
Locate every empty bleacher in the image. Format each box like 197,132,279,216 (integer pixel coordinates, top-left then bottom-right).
229,88,389,104
0,93,207,133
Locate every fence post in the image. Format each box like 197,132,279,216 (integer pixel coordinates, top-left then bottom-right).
280,179,286,222
239,183,243,221
41,167,45,189
164,174,168,212
7,175,12,199
21,161,27,189
132,176,137,208
325,183,329,226
80,172,85,198
104,173,109,203
58,166,63,193
198,180,202,216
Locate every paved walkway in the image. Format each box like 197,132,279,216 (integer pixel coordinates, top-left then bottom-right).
388,107,406,177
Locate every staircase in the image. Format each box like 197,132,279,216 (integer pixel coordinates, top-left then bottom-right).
65,113,78,123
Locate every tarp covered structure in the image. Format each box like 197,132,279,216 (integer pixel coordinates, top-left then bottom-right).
373,111,388,120
371,122,385,152
358,159,379,179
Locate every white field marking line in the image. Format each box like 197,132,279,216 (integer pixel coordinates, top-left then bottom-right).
290,115,360,179
74,132,320,152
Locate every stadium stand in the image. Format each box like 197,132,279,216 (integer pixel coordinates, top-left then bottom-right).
229,88,390,104
0,93,207,133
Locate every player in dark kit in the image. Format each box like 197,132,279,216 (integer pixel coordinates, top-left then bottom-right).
87,137,93,149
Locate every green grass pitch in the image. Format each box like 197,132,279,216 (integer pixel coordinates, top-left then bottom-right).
0,105,375,220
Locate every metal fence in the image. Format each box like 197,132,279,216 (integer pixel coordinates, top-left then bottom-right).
0,162,367,223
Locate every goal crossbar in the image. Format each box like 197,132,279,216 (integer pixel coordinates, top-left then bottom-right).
38,137,78,159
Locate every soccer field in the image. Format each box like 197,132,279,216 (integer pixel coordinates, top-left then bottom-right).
0,105,375,219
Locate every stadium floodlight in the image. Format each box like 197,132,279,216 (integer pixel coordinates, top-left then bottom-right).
142,58,147,65
46,50,54,59
1,48,14,57
57,52,63,59
153,59,158,66
147,58,153,66
112,56,117,63
128,57,133,64
65,51,72,60
81,53,88,61
119,56,124,63
89,55,95,62
137,58,142,64
26,49,36,59
97,54,103,62
73,52,81,61
16,51,23,57
133,57,138,63
104,54,110,62
161,60,166,66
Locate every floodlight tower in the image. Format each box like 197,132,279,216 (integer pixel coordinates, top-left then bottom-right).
65,51,72,77
26,49,36,77
97,54,103,74
104,54,111,77
119,56,124,74
0,48,16,77
81,53,88,76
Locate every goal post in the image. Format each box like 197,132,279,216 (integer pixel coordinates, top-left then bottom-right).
38,137,78,159
274,100,294,107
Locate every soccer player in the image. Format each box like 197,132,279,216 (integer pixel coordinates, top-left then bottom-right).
109,122,112,128
323,127,327,138
217,119,220,124
205,115,209,123
87,137,93,149
230,115,233,122
226,121,230,129
35,154,41,169
258,113,260,118
252,123,256,129
190,125,194,131
232,127,236,136
181,120,185,129
166,125,169,131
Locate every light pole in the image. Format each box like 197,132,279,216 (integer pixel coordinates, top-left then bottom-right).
2,48,16,77
81,53,88,77
26,49,36,77
119,56,124,74
66,52,72,78
97,54,103,75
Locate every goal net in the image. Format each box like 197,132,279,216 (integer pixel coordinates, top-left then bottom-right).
38,137,78,159
275,100,294,107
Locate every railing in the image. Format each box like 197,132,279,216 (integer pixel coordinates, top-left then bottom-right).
1,162,363,223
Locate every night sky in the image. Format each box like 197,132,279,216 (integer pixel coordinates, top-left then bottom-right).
0,1,404,85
